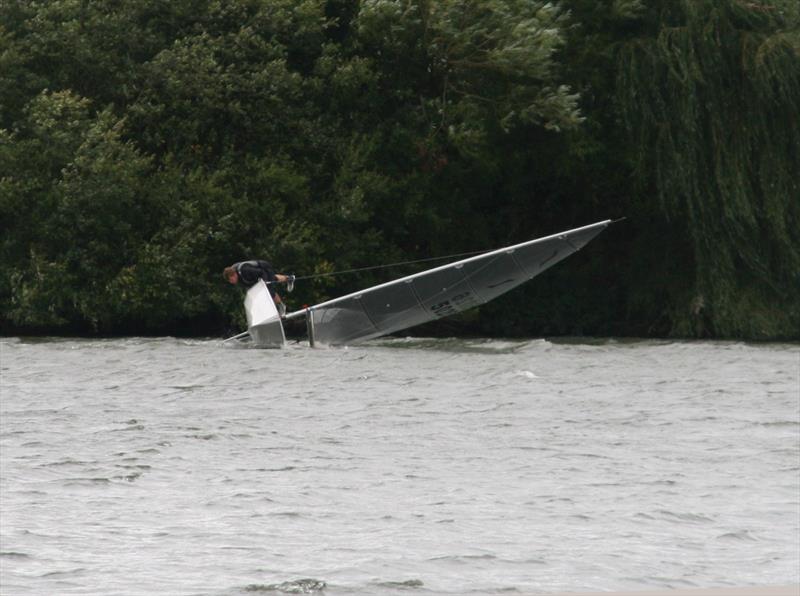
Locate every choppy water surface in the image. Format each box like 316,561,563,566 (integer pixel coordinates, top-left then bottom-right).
1,337,798,595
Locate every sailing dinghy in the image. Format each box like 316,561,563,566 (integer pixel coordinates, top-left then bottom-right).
226,219,614,347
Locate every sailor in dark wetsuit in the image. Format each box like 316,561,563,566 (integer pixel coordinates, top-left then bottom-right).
223,260,294,315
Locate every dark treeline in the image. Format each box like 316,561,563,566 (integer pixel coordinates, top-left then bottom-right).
1,0,798,340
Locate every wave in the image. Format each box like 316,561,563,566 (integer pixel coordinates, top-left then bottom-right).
243,578,326,593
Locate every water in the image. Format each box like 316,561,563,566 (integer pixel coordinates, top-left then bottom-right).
1,337,798,595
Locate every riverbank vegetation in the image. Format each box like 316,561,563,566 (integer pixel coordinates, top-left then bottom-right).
1,0,798,339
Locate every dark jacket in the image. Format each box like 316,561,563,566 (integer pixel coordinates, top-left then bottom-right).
233,260,277,295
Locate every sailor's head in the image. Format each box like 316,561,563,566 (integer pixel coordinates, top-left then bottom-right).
223,266,238,285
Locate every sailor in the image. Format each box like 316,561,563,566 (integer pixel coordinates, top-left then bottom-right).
223,260,295,315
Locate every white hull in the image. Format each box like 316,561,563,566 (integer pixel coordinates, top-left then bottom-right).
243,280,286,348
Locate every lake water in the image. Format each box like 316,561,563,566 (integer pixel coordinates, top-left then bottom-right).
1,337,798,595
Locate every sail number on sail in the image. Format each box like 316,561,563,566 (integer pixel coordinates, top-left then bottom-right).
430,291,477,318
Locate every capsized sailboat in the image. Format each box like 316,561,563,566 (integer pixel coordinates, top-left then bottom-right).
226,219,615,347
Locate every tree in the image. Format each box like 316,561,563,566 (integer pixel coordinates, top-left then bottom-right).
617,0,800,337
1,91,163,330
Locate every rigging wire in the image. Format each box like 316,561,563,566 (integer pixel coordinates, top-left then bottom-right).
277,220,623,285
292,248,492,282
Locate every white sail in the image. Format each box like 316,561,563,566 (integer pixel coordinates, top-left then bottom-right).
284,220,613,346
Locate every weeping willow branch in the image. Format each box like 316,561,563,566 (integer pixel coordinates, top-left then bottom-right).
617,0,800,338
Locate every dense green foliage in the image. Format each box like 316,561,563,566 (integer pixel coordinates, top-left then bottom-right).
615,0,800,338
1,0,798,339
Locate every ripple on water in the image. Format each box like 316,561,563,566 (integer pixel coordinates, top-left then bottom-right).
243,579,327,593
374,579,425,589
1,337,798,595
0,552,33,560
